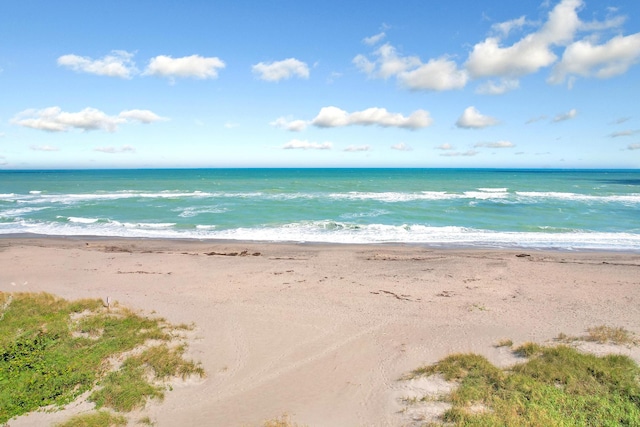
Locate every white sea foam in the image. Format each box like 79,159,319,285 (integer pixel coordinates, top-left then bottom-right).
178,207,228,218
2,219,639,251
516,192,640,204
0,206,50,216
477,188,508,192
463,191,509,200
67,216,100,224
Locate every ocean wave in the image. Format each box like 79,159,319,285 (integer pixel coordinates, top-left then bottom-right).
516,192,640,204
3,219,639,251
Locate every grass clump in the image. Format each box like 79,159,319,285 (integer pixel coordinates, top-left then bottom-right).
0,292,203,425
55,411,127,427
90,344,204,412
586,325,638,346
406,343,640,426
556,325,638,346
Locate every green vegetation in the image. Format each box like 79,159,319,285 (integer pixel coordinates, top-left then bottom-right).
55,411,127,427
0,292,204,425
405,340,640,426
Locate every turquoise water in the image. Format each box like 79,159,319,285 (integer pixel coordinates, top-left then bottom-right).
1,169,639,250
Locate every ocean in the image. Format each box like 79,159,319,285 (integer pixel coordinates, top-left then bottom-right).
1,168,639,251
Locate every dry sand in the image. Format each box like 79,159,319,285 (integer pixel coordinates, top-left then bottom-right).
1,236,639,426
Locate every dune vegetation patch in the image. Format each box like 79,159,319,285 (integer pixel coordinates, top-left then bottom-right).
0,292,204,425
403,332,640,426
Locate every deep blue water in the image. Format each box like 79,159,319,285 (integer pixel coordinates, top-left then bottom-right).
1,168,639,250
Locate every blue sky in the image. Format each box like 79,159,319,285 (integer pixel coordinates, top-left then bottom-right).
1,0,640,169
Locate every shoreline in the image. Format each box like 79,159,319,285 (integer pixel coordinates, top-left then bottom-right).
3,232,640,255
2,236,639,426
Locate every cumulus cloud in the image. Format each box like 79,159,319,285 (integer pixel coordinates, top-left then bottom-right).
11,107,166,132
474,141,515,148
252,58,309,82
466,0,582,79
144,55,225,79
353,0,640,93
30,145,59,152
552,108,578,122
627,143,640,150
282,139,332,150
311,106,432,130
456,107,500,129
475,78,519,95
57,50,137,78
549,33,640,85
94,145,135,154
270,117,308,132
391,142,412,151
344,145,371,152
398,57,469,91
353,44,467,91
435,143,455,150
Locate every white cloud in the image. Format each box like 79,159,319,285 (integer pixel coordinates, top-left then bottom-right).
363,32,386,45
475,78,519,95
270,117,308,132
224,122,239,129
440,150,480,157
282,139,332,150
609,129,639,138
549,33,640,84
627,143,640,150
312,106,432,130
435,143,455,150
353,44,467,91
144,55,225,79
456,106,500,129
11,107,165,132
118,109,166,123
30,145,59,152
552,108,578,122
579,15,626,32
94,145,135,154
252,58,309,82
398,57,468,91
344,145,371,152
474,141,515,148
391,142,412,151
491,16,529,37
465,0,582,79
57,50,137,78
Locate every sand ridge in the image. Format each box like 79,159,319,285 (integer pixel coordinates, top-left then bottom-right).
1,237,639,426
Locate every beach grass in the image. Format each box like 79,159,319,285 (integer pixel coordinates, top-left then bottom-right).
54,411,127,427
0,292,203,425
405,342,640,426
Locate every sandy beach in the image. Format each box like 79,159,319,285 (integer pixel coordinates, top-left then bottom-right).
2,236,639,426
